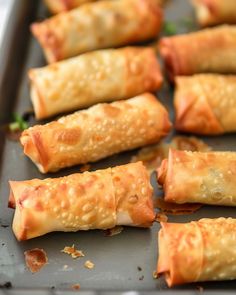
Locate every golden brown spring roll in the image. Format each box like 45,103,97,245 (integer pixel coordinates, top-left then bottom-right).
29,47,163,119
174,74,236,134
21,93,171,173
9,162,155,240
159,25,236,79
157,218,236,286
44,0,96,14
157,149,236,206
192,0,236,26
32,0,163,63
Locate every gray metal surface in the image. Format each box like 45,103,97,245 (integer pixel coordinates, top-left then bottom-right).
0,0,236,293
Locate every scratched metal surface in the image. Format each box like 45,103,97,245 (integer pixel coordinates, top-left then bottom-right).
0,0,236,293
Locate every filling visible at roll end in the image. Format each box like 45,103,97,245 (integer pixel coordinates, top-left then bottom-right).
20,131,47,174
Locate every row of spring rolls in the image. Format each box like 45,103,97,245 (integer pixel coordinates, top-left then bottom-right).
33,0,163,63
11,149,236,241
44,0,236,28
9,154,236,287
28,25,236,134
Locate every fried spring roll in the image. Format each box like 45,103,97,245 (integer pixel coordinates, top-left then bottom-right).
29,47,163,119
9,162,155,240
174,74,236,134
192,0,236,26
157,149,236,206
157,218,236,286
44,0,96,14
21,93,171,173
32,0,163,63
159,25,236,79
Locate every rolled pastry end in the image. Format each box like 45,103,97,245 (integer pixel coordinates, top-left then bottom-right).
156,149,176,203
156,158,167,186
159,38,180,80
157,226,173,287
30,22,61,64
20,130,47,174
8,181,33,241
157,222,189,287
174,78,224,134
157,221,201,287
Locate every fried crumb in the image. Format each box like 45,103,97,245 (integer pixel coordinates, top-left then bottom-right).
61,245,84,259
137,266,142,271
155,212,168,223
139,275,144,281
72,284,80,290
84,260,95,269
79,164,91,172
103,226,124,237
153,270,159,279
24,248,48,273
63,264,68,270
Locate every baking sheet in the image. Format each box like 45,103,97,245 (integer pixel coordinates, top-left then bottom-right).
0,0,236,293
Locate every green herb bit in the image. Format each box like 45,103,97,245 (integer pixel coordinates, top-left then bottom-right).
10,113,29,131
163,22,177,36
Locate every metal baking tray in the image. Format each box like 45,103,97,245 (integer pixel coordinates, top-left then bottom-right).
0,0,236,294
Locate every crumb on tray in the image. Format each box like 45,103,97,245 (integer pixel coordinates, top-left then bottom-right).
103,226,124,237
153,270,159,279
24,248,48,273
72,283,80,290
84,260,95,269
61,244,84,259
155,212,168,223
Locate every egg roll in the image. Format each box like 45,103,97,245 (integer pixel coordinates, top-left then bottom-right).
157,149,236,206
157,218,236,286
29,47,163,119
9,161,155,241
20,93,171,173
192,0,236,26
32,0,163,63
174,74,236,134
44,0,96,14
159,25,236,79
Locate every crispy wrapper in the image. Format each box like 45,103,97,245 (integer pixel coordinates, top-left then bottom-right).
174,74,236,134
32,0,163,63
44,0,96,14
192,0,236,26
9,162,155,240
157,218,236,286
20,93,171,173
29,47,163,119
157,149,236,206
159,25,236,79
